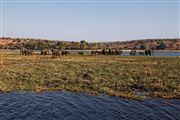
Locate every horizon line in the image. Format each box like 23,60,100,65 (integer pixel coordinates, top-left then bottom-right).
0,37,179,43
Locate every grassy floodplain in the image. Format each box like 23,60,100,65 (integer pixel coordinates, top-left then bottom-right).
0,50,180,100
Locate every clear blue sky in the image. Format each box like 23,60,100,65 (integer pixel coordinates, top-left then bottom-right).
0,0,179,42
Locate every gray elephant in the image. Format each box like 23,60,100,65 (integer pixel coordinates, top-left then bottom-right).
52,49,61,58
20,48,34,55
61,51,69,56
41,49,49,55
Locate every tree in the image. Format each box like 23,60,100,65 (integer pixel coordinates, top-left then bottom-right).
0,45,4,49
139,43,146,50
34,41,50,50
24,41,35,49
156,42,167,50
80,40,87,49
69,42,80,49
56,41,64,49
91,43,98,49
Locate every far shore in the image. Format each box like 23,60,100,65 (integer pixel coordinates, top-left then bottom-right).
0,49,180,52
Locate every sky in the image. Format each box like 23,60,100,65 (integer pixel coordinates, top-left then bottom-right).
0,0,179,42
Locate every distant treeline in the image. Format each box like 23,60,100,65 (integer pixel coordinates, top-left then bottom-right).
0,37,179,50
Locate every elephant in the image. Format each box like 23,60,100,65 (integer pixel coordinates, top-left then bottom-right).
130,49,136,56
115,49,123,55
138,52,145,56
78,51,84,55
61,51,69,56
101,49,108,55
91,50,98,55
20,48,27,55
20,48,34,55
145,49,154,56
51,49,61,58
26,49,34,55
41,49,49,55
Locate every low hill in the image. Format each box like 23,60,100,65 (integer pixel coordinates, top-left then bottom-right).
0,37,179,50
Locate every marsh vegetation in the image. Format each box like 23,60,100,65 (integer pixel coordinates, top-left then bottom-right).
0,51,179,100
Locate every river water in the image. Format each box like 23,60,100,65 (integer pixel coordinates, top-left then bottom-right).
122,51,180,56
0,91,180,120
154,52,180,56
1,50,180,56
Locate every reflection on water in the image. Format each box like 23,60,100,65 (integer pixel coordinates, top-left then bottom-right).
0,91,180,120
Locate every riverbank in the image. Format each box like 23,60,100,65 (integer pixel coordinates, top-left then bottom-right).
0,51,179,100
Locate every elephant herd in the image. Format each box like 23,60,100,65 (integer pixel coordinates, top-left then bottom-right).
20,48,154,58
91,49,123,55
91,49,154,56
20,48,70,58
130,48,154,56
51,49,69,58
138,49,154,56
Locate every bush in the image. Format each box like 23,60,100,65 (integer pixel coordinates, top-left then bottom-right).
156,42,167,50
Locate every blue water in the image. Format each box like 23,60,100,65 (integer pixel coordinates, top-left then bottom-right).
154,52,180,56
0,92,180,120
122,52,180,56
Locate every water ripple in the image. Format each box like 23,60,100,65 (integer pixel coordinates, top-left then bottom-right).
0,91,180,120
